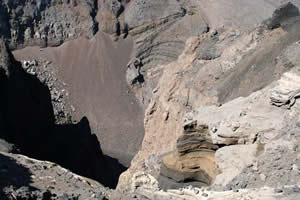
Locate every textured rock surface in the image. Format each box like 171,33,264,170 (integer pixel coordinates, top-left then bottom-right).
118,2,300,198
0,152,109,200
0,0,99,49
2,1,300,200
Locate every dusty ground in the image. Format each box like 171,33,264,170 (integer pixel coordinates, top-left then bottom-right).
13,32,145,167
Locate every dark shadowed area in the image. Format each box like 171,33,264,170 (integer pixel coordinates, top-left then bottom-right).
0,41,126,188
13,32,145,167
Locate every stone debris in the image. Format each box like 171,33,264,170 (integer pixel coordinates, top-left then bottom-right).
0,152,108,200
0,0,98,49
22,59,74,124
126,57,144,85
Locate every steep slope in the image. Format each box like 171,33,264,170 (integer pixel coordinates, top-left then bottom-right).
0,39,126,189
0,0,99,49
116,2,300,199
1,0,300,199
13,32,145,166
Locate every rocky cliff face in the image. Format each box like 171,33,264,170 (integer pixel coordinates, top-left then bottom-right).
1,1,300,200
0,0,99,49
116,1,300,199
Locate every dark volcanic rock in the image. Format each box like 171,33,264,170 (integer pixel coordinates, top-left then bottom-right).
0,0,98,49
264,2,300,29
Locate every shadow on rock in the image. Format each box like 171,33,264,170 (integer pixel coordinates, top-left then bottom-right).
0,153,36,198
0,40,125,189
44,117,127,188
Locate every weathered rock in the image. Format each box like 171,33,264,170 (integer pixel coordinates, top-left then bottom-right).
270,71,300,108
0,0,99,49
160,151,217,189
126,57,144,85
214,144,258,186
0,139,16,153
0,152,109,200
124,0,209,105
20,58,73,124
97,0,124,35
177,121,219,155
264,2,300,29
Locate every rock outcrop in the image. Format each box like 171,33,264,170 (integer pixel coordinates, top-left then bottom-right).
0,152,109,200
0,0,99,49
159,122,219,190
118,2,300,199
124,0,209,106
2,1,300,200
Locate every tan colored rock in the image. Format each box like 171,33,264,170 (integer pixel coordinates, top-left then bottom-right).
161,151,218,185
214,144,258,186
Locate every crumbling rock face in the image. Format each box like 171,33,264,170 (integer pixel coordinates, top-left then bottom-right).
177,122,218,154
158,121,219,190
0,0,98,49
225,112,300,192
21,59,74,124
2,1,300,199
123,0,209,106
118,2,300,197
96,0,124,36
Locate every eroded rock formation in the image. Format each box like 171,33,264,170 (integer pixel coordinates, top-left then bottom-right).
1,1,300,200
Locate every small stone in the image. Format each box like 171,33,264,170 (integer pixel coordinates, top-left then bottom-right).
193,189,200,194
231,122,240,132
274,188,283,193
240,111,247,117
292,186,300,193
252,162,258,171
71,105,76,112
187,185,193,190
260,174,266,182
240,182,247,189
211,127,218,133
153,88,159,94
292,164,298,171
202,193,208,197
